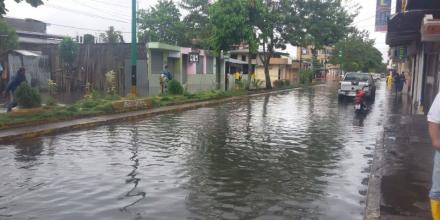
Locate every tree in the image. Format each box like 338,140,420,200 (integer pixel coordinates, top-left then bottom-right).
254,0,294,89
0,18,17,55
296,0,354,73
209,0,258,89
60,37,79,66
83,34,95,44
180,0,210,48
100,26,124,43
137,0,187,45
0,0,43,16
330,31,385,73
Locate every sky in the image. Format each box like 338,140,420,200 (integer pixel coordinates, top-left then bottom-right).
4,0,391,61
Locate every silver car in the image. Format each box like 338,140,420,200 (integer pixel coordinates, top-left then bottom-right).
338,72,376,98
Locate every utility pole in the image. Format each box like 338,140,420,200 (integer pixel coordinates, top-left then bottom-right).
130,0,137,96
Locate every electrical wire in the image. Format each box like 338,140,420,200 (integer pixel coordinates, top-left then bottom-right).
45,4,129,23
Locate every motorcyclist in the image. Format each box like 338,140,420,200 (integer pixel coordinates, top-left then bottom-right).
354,87,367,111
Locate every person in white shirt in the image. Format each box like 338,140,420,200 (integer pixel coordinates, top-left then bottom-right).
428,93,440,220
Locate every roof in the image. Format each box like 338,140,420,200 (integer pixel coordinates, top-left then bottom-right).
18,36,62,44
386,10,440,46
13,50,41,57
4,17,46,33
147,42,181,51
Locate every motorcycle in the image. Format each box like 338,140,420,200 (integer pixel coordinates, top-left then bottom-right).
354,88,368,114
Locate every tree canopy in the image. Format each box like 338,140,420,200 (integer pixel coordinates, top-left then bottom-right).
180,0,210,48
137,0,187,45
0,0,43,16
100,26,124,43
83,34,95,44
59,37,79,66
330,31,385,73
0,18,18,55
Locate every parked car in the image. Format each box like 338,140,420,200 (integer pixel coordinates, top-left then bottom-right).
338,72,376,98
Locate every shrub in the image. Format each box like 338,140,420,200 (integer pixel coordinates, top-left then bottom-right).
299,70,313,84
105,70,117,95
46,97,57,107
168,80,184,95
273,80,283,88
15,83,42,108
251,79,264,89
95,102,114,113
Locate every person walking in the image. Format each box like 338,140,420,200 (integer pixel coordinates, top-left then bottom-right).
427,93,440,220
3,67,26,112
386,72,393,89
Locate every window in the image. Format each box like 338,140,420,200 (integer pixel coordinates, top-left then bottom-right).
344,73,370,82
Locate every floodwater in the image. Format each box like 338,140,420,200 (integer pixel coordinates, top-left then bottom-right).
0,81,388,220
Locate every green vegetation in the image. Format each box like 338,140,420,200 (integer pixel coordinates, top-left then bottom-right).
83,34,95,44
99,26,124,43
0,85,304,128
137,0,187,45
60,37,79,66
167,80,184,95
330,31,386,73
15,83,41,108
0,18,18,54
299,69,313,84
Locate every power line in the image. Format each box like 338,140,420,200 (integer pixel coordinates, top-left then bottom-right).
45,4,129,23
46,22,130,34
72,0,130,19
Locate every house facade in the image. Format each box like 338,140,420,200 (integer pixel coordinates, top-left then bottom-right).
386,0,440,113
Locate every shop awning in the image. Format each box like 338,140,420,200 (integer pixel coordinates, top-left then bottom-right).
226,58,248,65
386,10,440,46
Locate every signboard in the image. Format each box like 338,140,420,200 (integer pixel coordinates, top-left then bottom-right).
375,0,391,32
421,15,440,42
189,52,199,63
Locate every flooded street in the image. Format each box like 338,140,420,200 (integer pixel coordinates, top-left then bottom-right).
0,82,389,220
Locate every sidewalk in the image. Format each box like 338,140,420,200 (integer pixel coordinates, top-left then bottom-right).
366,95,434,220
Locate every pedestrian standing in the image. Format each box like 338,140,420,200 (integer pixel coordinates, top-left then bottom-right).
160,65,172,93
3,67,26,112
427,93,440,220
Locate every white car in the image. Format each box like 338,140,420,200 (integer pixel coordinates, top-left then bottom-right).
338,72,376,98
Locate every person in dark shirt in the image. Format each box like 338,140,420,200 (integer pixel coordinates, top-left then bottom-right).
3,67,26,112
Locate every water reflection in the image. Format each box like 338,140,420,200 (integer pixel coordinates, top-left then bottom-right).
121,127,146,212
14,139,44,163
0,82,388,220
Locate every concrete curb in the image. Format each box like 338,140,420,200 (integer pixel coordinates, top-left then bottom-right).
364,131,384,220
0,88,299,143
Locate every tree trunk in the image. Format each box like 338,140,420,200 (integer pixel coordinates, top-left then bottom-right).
264,59,272,89
247,51,252,90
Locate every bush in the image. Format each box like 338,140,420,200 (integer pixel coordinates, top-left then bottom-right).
15,83,42,108
273,80,283,88
299,70,313,84
168,80,184,95
46,97,57,107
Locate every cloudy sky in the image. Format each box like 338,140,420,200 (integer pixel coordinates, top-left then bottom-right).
4,0,392,60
